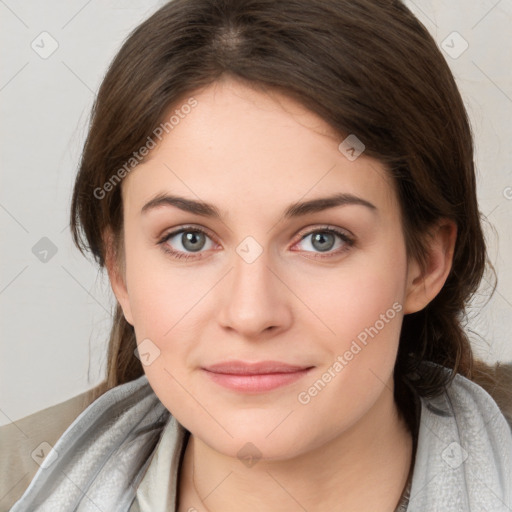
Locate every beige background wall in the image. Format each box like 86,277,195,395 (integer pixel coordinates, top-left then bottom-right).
1,0,511,427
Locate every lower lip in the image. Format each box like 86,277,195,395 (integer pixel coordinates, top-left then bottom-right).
202,368,313,392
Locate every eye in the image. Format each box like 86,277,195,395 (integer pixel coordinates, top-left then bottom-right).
157,225,355,261
158,226,217,260
292,226,354,258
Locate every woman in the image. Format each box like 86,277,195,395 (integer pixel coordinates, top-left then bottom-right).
10,0,512,511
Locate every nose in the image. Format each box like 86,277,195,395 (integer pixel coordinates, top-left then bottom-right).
217,245,293,339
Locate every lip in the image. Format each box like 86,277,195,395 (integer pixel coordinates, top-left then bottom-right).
202,360,314,393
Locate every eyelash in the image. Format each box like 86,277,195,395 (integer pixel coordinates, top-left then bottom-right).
157,225,355,261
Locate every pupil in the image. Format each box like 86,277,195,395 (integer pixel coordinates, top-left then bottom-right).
183,231,204,252
313,232,334,252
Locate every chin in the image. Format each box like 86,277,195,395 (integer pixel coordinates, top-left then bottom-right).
202,431,311,464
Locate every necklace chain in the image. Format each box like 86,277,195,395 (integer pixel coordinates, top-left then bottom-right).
190,441,213,512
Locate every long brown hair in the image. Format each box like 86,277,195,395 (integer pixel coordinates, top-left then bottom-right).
70,0,505,421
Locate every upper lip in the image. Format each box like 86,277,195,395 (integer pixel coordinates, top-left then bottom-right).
203,360,313,375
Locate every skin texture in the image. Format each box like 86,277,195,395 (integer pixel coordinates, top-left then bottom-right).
106,77,456,511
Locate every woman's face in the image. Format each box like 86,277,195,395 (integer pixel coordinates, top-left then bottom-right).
114,77,415,460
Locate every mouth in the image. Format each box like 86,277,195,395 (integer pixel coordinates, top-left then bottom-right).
201,360,314,393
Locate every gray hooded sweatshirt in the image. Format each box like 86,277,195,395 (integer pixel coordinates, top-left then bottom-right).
9,363,512,512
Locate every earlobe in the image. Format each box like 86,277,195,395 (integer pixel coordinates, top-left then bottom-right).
403,220,457,314
103,227,134,326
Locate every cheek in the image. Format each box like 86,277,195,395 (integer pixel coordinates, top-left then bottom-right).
125,256,210,419
292,236,408,406
124,240,215,395
123,227,201,337
303,242,407,351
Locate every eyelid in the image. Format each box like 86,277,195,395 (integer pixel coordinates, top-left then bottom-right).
158,224,218,243
293,224,354,242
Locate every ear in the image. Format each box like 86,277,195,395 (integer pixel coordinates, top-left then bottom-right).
103,227,134,326
403,219,457,314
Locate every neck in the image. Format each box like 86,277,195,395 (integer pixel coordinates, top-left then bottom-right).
178,383,413,512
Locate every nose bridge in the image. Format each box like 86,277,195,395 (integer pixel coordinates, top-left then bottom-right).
218,239,291,336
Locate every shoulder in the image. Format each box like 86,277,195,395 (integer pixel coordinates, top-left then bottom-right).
421,361,512,438
415,359,512,431
0,386,96,511
469,359,512,428
7,375,170,512
407,361,512,510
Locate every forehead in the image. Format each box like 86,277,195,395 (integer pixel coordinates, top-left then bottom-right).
121,78,397,220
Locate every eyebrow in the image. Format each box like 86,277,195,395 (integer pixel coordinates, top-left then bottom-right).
140,192,377,219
